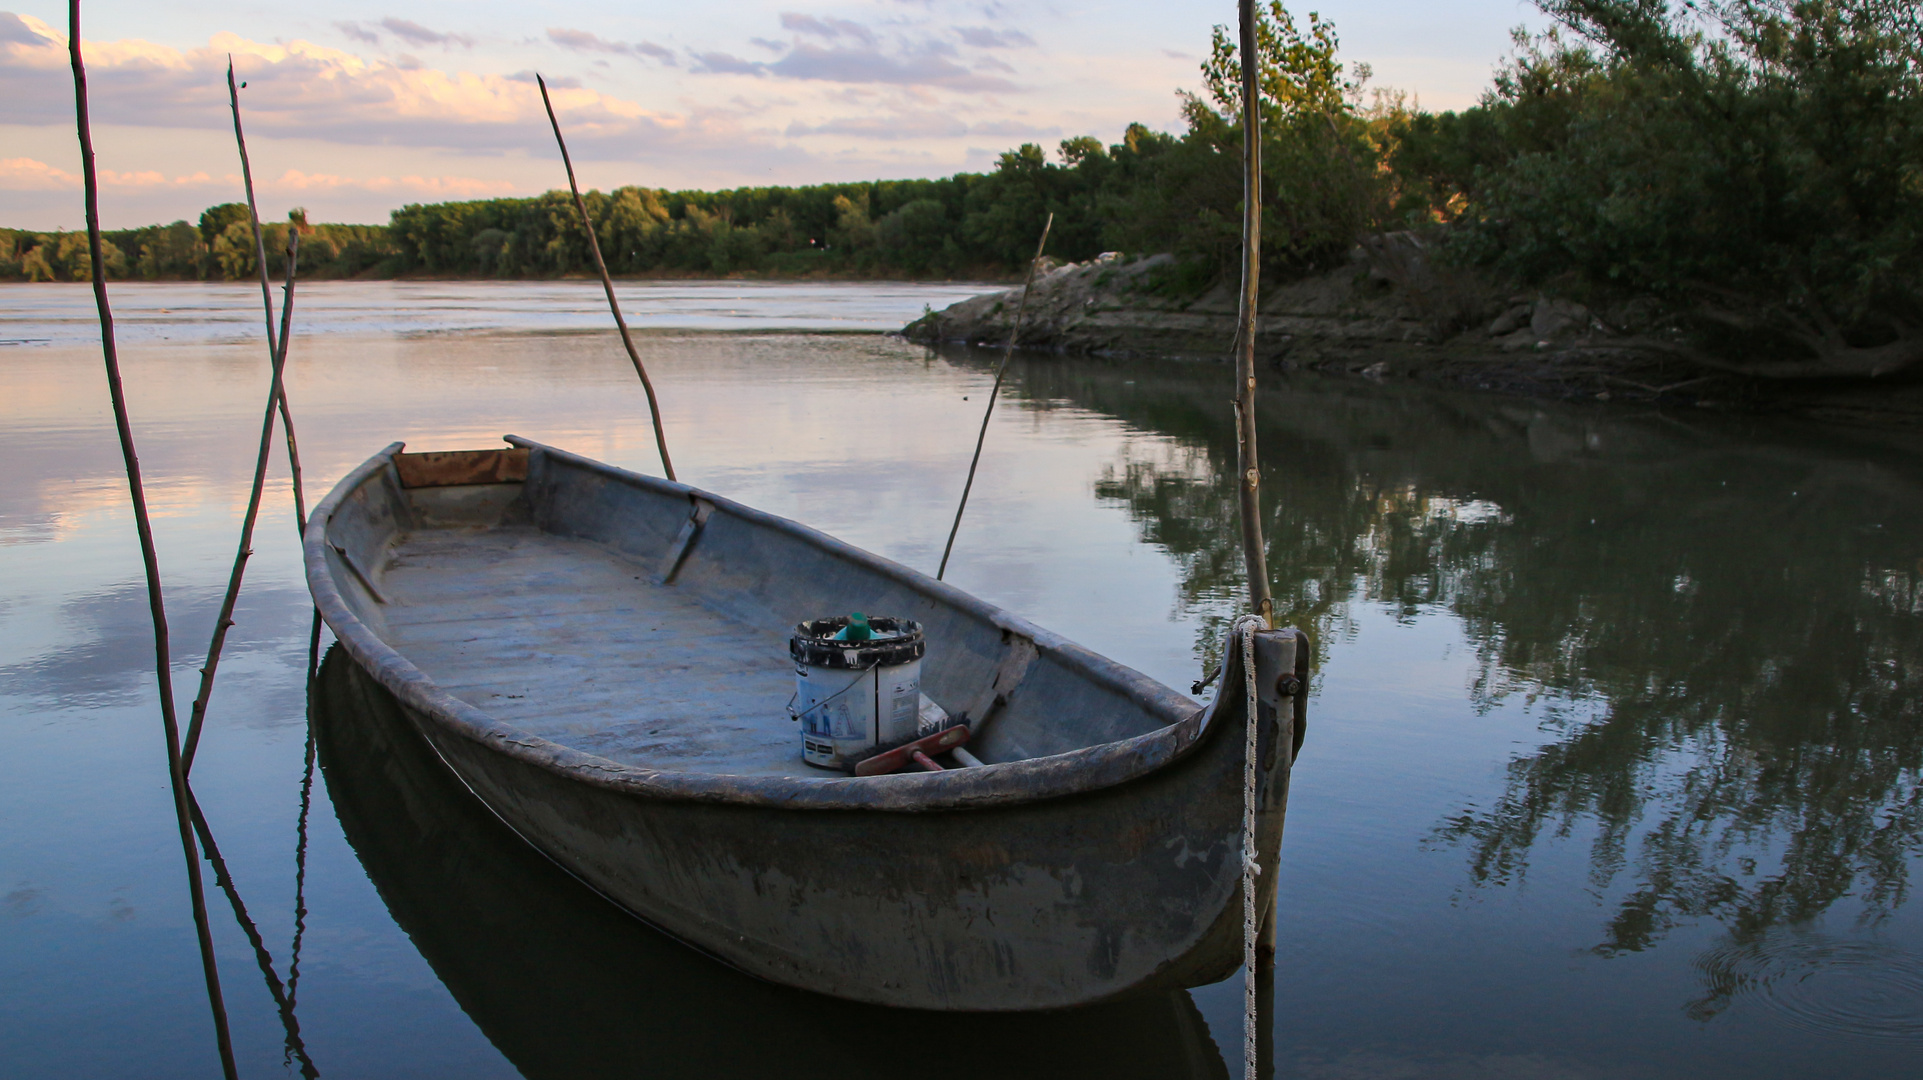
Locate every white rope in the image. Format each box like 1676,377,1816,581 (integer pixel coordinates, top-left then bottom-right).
1230,613,1267,1080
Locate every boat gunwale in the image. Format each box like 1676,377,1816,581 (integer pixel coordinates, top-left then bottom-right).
305,438,1224,812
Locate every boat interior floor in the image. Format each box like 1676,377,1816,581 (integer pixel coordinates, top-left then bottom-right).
380,524,838,780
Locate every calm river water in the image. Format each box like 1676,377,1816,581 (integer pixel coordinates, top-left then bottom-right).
2,280,1919,1078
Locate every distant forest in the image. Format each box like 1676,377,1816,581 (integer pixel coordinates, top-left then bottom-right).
5,1,1918,377
0,126,1281,285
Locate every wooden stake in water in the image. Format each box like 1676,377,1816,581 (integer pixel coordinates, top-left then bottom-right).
1234,0,1274,632
936,213,1053,581
536,74,676,482
1233,7,1274,1077
180,81,306,773
67,5,238,1077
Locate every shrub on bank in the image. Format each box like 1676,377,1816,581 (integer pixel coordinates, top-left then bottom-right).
1395,0,1923,377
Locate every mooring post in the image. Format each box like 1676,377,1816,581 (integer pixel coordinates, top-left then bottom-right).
1235,6,1274,1078
1234,0,1274,630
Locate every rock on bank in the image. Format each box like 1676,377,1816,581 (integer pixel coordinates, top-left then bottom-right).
902,241,1923,427
902,242,1655,388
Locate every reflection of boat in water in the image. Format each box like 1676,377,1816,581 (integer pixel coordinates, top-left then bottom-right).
306,438,1303,1010
315,646,1231,1079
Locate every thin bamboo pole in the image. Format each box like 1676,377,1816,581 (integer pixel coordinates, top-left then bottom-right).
277,371,308,536
536,74,676,482
1234,0,1274,628
936,212,1053,581
180,224,299,772
67,5,238,1077
181,222,300,773
224,59,309,535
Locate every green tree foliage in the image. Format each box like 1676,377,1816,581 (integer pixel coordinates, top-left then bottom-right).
379,160,1142,279
1,208,397,283
198,202,251,246
1397,1,1923,376
1105,2,1408,278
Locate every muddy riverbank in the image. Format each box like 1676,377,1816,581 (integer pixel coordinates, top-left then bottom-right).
903,248,1923,430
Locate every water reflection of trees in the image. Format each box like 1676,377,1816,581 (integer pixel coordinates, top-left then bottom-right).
959,345,1923,956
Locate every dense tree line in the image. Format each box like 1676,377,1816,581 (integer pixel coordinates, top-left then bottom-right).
5,2,1915,378
1,205,393,283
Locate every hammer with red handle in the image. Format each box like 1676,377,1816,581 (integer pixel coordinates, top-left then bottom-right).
853,725,971,777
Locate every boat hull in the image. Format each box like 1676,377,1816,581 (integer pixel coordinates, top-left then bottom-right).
413,655,1286,1009
316,646,1235,1078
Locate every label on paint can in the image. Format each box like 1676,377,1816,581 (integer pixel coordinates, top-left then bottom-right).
790,616,925,772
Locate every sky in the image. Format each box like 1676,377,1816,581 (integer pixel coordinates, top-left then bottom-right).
1,2,1549,230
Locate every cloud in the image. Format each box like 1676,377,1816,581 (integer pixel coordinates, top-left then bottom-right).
966,120,1062,138
547,27,613,53
954,26,1034,49
0,156,230,191
684,12,1019,92
547,27,677,66
378,18,473,50
1,11,47,45
688,50,767,76
274,168,517,198
0,23,833,179
0,156,74,190
334,21,380,47
779,13,879,49
785,110,967,140
635,41,677,65
766,42,1015,91
329,17,474,50
505,69,580,88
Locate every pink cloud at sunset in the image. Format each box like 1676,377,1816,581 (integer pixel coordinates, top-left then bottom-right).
1,3,1543,229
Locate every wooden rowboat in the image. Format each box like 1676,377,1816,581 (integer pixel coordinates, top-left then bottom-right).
305,437,1305,1011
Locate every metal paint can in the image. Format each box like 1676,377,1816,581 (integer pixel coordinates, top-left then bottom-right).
790,616,925,771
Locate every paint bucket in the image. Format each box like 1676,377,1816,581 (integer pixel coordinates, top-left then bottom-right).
790,616,925,771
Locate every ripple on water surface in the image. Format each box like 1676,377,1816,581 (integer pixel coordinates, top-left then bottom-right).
0,279,996,347
1692,932,1923,1040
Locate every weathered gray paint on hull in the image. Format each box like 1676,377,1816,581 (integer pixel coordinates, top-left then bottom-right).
306,438,1298,1011
316,648,1234,1079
